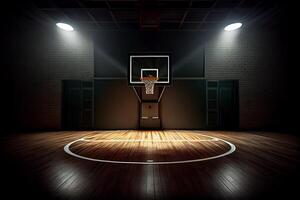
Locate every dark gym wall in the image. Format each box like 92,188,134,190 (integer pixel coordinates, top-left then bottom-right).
6,19,290,131
93,29,289,130
205,30,289,130
94,80,139,129
8,24,94,130
94,31,205,78
92,31,207,129
160,80,207,129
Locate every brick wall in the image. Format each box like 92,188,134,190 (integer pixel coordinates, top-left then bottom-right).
205,30,288,129
12,28,94,129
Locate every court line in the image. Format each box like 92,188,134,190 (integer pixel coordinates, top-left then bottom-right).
64,133,236,165
80,138,219,143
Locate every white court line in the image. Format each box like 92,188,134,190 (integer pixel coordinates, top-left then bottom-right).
80,138,219,143
64,133,236,165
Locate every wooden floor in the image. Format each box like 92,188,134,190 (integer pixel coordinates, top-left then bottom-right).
0,130,299,199
67,130,233,163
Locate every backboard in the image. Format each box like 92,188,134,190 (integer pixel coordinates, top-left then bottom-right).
128,53,171,86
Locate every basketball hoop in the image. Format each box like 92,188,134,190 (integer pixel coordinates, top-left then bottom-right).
141,76,159,94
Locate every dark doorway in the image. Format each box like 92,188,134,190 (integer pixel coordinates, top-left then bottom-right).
218,80,239,129
62,80,94,129
206,80,239,129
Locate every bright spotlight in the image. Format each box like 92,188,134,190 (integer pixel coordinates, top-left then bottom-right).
56,23,74,31
224,23,242,31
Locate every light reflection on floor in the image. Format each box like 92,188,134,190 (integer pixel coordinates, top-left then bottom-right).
50,162,89,198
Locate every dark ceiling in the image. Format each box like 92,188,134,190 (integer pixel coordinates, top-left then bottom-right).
12,0,287,31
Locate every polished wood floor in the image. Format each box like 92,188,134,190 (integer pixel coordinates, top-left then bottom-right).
0,130,299,199
68,130,232,163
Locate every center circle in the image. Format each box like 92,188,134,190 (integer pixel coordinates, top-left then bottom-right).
64,131,236,165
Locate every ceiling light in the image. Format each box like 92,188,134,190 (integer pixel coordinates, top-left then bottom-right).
56,23,74,31
224,23,242,31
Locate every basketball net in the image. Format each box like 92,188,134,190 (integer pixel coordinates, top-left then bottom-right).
141,76,159,95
